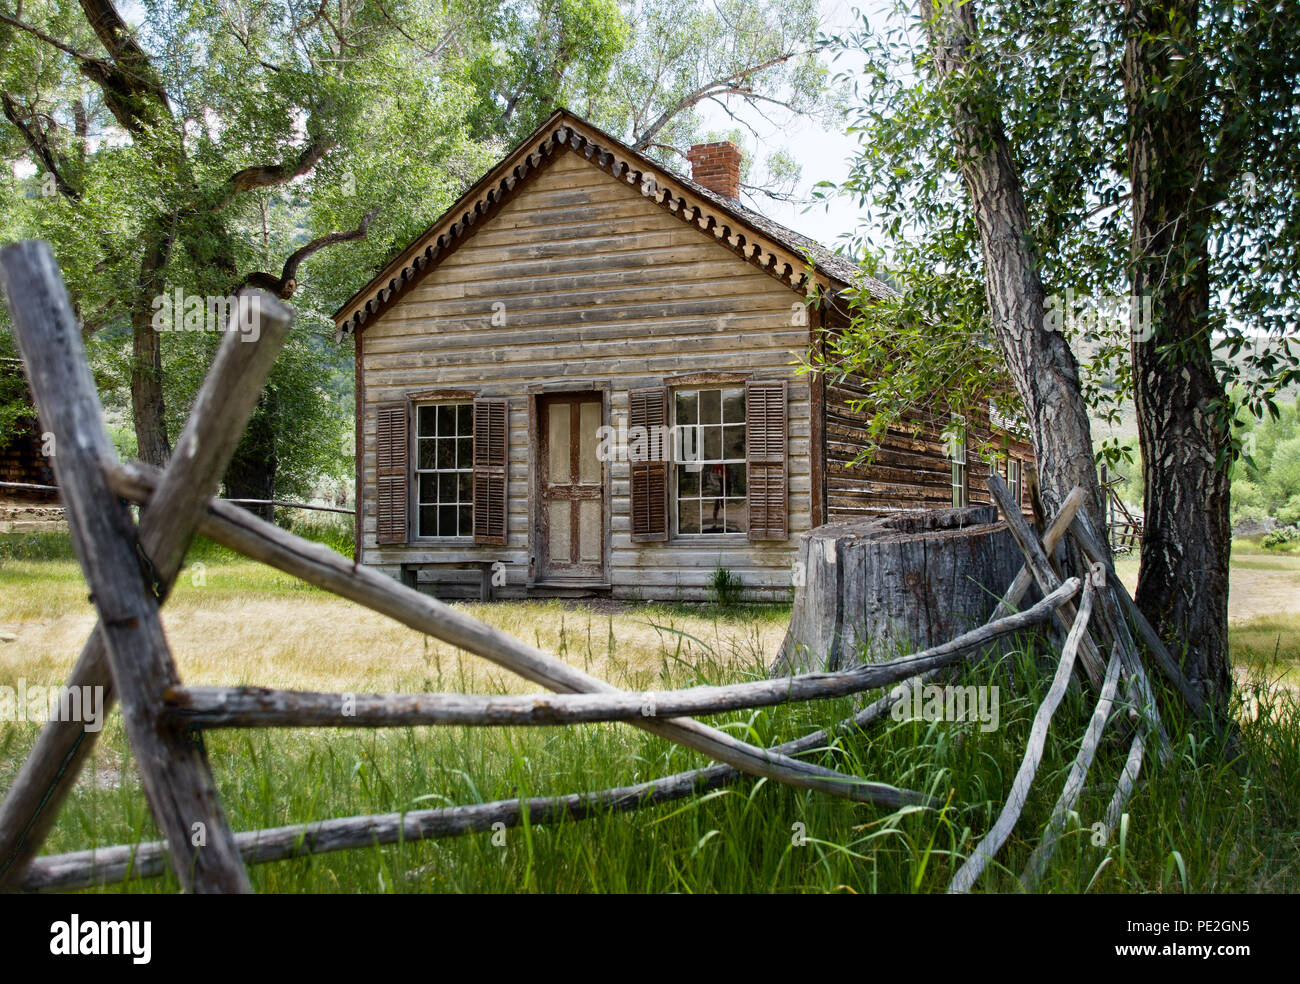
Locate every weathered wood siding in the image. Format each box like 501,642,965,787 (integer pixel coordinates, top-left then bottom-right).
358,148,812,600
825,369,1036,520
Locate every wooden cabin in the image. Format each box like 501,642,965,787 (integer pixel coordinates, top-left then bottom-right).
0,358,57,505
334,109,1034,601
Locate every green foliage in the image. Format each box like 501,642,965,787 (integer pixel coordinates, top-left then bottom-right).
709,563,744,609
1,0,833,496
1279,497,1300,528
1231,478,1266,526
0,529,77,562
819,1,1300,468
1105,445,1144,509
1233,397,1300,523
1263,527,1299,549
277,511,356,559
583,0,833,198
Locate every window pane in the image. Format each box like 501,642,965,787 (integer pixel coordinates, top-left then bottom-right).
437,438,456,469
438,472,457,503
678,499,700,535
458,437,472,469
417,405,436,437
722,388,745,423
700,499,727,533
548,402,570,481
678,466,699,497
458,471,473,502
457,403,472,435
676,424,703,466
674,390,698,426
549,501,571,562
439,506,456,536
578,401,601,484
418,474,437,504
436,404,454,436
724,462,747,496
724,499,747,533
723,424,745,460
704,425,722,461
419,506,437,537
701,463,724,498
700,389,721,424
458,506,472,537
418,438,437,469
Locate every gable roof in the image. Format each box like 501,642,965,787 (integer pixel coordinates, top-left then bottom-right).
332,108,894,340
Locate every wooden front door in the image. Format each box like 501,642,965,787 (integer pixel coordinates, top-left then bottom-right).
538,394,606,581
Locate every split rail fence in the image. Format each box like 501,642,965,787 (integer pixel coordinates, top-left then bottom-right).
0,241,1207,893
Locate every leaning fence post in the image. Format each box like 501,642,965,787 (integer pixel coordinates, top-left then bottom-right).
0,241,291,892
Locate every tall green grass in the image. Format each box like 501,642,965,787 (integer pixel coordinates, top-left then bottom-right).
3,633,1295,894
3,528,1297,892
0,508,355,564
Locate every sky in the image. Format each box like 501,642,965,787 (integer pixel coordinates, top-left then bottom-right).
695,0,896,254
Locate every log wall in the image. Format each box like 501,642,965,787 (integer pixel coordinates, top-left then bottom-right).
357,148,813,601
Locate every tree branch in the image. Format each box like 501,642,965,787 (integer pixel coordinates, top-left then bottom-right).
74,0,172,130
0,92,80,200
239,210,377,298
630,50,806,151
212,134,336,211
0,5,172,134
0,10,103,62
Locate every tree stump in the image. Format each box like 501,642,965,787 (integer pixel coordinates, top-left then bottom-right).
772,506,1025,674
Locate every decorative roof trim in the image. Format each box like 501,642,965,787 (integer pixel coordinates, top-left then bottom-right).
331,110,841,341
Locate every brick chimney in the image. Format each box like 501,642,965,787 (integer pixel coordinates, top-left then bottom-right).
687,141,742,200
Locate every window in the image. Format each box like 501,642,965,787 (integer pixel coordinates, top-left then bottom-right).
415,403,474,537
673,387,747,534
949,426,967,507
1006,458,1022,505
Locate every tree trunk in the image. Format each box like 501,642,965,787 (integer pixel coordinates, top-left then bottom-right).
130,228,172,467
773,506,1024,674
1123,0,1232,716
924,1,1107,540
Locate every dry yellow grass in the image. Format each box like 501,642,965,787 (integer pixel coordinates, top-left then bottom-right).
1114,543,1300,625
0,557,786,696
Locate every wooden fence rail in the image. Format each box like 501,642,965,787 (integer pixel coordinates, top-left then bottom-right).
0,240,1198,894
0,241,294,892
161,582,1075,730
0,482,354,516
23,673,939,892
220,498,354,515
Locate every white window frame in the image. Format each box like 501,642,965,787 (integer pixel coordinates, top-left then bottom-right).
950,426,968,508
413,401,475,539
1006,458,1022,505
671,386,747,537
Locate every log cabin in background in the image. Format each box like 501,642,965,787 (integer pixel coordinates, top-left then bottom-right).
0,358,57,504
334,109,1034,601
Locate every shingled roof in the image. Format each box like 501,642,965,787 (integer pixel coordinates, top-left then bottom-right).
670,169,894,297
332,108,894,340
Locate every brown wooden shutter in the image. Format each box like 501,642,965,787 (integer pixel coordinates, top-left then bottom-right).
375,402,409,545
746,380,788,540
472,399,508,544
628,387,668,542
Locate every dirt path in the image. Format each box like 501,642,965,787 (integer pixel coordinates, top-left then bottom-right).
1116,553,1299,624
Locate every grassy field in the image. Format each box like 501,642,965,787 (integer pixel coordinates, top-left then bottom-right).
1115,537,1300,686
1,527,1298,893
